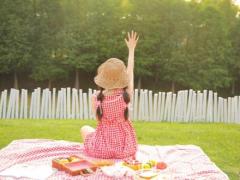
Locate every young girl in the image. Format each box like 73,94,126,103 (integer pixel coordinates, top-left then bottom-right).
81,31,139,159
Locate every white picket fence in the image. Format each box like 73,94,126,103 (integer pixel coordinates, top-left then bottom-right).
0,88,239,123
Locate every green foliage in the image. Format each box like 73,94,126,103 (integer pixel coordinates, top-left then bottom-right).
0,0,32,73
0,0,240,91
230,18,240,81
30,0,68,83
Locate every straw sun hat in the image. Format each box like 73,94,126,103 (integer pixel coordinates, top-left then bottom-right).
94,58,129,89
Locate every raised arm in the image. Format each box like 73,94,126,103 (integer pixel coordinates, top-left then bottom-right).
125,31,139,100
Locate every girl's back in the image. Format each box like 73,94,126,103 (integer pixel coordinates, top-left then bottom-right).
81,31,139,159
84,89,137,159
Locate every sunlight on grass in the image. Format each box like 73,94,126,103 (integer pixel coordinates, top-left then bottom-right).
0,119,239,179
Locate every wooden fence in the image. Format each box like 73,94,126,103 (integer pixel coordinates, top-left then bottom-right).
0,88,239,123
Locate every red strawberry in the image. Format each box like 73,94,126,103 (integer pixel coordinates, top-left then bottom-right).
156,162,167,170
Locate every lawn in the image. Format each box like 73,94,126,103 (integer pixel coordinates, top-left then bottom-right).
0,119,239,179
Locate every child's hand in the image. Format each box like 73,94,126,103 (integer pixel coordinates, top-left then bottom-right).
125,30,139,51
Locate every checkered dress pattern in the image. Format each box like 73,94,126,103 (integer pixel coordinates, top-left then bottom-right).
84,89,137,159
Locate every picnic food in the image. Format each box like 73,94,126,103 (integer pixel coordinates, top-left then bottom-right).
58,158,70,164
156,162,167,170
123,159,161,171
123,160,142,170
92,159,115,166
52,156,97,176
68,156,80,162
55,156,81,164
141,163,151,169
148,160,157,167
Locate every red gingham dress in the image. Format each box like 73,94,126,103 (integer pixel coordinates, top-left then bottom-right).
84,89,137,159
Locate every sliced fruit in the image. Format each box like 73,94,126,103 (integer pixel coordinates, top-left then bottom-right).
156,162,167,170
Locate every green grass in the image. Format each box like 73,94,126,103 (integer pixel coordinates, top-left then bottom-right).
0,119,239,179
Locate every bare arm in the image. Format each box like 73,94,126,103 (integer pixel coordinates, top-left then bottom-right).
125,31,139,100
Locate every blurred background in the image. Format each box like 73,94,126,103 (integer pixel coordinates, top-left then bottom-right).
0,0,240,97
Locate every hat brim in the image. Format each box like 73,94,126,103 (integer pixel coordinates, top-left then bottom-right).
94,74,129,89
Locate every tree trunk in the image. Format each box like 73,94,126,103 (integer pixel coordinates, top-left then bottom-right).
231,81,235,95
171,81,175,93
48,79,52,89
14,71,18,89
75,68,80,89
153,76,158,89
137,77,142,90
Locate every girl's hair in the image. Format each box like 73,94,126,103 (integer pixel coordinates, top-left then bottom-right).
96,87,104,120
96,87,130,121
123,87,130,120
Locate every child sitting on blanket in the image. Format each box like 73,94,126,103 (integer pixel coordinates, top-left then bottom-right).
80,31,139,159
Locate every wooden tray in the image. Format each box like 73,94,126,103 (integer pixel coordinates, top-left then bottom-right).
52,155,98,176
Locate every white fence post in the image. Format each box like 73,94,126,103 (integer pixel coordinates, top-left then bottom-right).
186,89,193,122
20,89,25,119
160,92,166,121
79,89,83,119
164,92,172,122
227,97,231,123
175,91,181,121
170,93,176,122
40,89,45,119
144,89,149,121
133,89,139,121
202,90,207,121
67,87,71,119
47,89,51,119
149,90,153,121
206,90,213,122
238,97,240,124
6,89,14,119
71,88,77,119
217,97,223,122
233,96,238,123
74,88,80,119
139,89,144,121
83,93,89,120
0,90,7,119
191,91,196,122
36,88,41,119
213,92,218,122
157,92,162,121
153,93,158,121
88,89,93,120
183,90,188,122
44,89,49,119
223,99,228,122
0,88,240,124
55,90,60,119
24,89,28,119
29,91,34,119
52,88,56,119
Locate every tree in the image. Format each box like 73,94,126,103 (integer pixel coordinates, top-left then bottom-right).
0,0,33,88
155,0,194,92
229,18,240,94
193,2,232,90
62,0,126,89
30,0,68,89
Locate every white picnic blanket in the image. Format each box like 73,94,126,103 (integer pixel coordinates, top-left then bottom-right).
0,139,228,179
